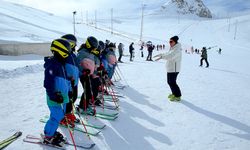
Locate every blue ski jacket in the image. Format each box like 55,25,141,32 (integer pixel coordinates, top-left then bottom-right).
65,52,79,87
44,57,70,106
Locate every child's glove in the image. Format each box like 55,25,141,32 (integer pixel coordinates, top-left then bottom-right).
53,92,63,104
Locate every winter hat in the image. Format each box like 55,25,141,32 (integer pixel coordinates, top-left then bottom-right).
170,36,179,43
108,42,116,48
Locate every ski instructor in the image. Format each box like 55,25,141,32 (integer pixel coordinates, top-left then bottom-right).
154,36,182,101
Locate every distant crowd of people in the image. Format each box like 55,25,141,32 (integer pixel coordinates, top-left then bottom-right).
185,46,222,55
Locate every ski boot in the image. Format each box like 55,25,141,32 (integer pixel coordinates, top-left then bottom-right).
42,133,65,148
169,96,181,101
86,107,96,116
66,113,80,123
76,106,96,116
54,131,67,144
95,99,103,106
60,115,75,128
168,94,175,99
91,97,103,106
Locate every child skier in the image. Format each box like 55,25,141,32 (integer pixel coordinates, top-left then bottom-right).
89,41,103,106
43,39,71,147
105,43,117,79
60,34,79,127
76,36,99,115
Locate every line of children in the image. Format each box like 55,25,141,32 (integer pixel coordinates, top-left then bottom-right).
43,35,118,147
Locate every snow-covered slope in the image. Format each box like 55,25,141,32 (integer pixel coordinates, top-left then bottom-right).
0,0,72,43
1,40,250,150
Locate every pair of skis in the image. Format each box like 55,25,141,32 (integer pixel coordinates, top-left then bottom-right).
0,131,22,150
23,135,95,149
40,106,119,135
77,110,118,121
39,117,101,136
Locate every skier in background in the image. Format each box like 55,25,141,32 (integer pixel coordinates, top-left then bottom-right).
118,43,124,63
200,47,209,68
154,36,182,101
218,48,222,54
140,42,144,57
43,39,71,147
146,42,155,61
129,42,134,61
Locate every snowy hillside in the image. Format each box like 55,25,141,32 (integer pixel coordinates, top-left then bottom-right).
0,0,72,43
1,0,250,150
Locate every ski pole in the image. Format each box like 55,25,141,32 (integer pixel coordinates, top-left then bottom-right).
100,72,105,110
102,74,119,109
72,104,90,139
116,64,129,87
114,69,121,81
113,70,119,82
83,78,88,120
107,85,119,108
114,68,122,81
114,67,122,81
61,104,77,150
103,75,119,108
88,75,97,116
207,45,218,49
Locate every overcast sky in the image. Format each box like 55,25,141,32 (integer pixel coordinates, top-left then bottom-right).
5,0,249,19
4,0,144,18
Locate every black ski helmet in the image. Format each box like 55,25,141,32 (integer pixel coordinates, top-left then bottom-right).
61,34,77,49
98,40,105,50
50,38,71,58
108,42,116,48
85,36,98,50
